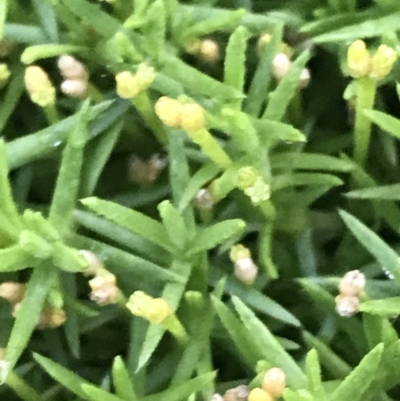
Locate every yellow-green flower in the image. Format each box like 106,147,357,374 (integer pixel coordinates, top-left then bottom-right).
347,40,371,78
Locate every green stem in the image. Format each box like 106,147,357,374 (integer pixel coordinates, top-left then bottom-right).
132,92,168,145
87,83,104,103
353,77,377,167
5,371,42,401
163,315,189,345
43,104,59,126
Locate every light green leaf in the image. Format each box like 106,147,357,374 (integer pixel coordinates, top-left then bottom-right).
360,297,400,317
252,118,305,145
81,197,174,252
329,343,383,401
364,109,400,140
339,209,400,284
7,267,57,370
306,349,327,401
0,245,35,272
346,184,400,200
273,173,343,192
81,384,124,401
112,356,138,401
144,0,166,56
188,219,245,255
232,296,307,389
0,0,7,40
21,44,84,64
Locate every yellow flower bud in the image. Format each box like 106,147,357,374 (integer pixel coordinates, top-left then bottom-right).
116,71,140,99
370,44,397,79
24,66,56,107
0,64,10,89
37,307,66,329
335,294,360,317
199,39,220,63
257,33,272,56
347,40,371,78
155,96,182,128
248,388,273,401
262,367,286,399
243,176,270,204
0,282,25,304
180,102,206,133
145,298,172,324
230,244,251,263
135,63,155,91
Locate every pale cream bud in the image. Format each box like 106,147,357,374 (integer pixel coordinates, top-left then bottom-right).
61,79,88,98
248,388,273,401
339,270,366,296
57,55,88,81
89,273,119,306
262,367,286,399
335,294,360,317
223,385,249,401
272,53,292,81
155,96,182,128
234,258,258,285
79,250,104,276
199,39,220,63
37,307,66,329
24,66,56,107
0,282,25,304
299,68,311,88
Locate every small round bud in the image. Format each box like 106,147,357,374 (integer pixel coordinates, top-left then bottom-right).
61,79,88,98
155,96,182,128
339,270,366,296
262,367,286,399
128,154,166,185
237,166,259,189
272,53,291,81
180,102,206,133
89,273,119,306
79,250,104,276
248,388,273,401
199,39,220,63
224,385,249,401
370,44,397,79
0,282,25,304
0,64,10,89
299,68,311,88
37,307,66,329
24,66,56,107
57,55,88,81
194,188,215,210
115,71,139,99
347,40,371,78
145,298,172,324
335,294,360,317
257,33,272,56
234,258,258,285
243,176,270,204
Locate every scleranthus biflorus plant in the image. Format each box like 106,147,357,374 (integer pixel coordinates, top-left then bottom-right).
2,0,400,400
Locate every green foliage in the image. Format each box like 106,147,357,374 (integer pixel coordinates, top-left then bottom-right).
2,0,400,401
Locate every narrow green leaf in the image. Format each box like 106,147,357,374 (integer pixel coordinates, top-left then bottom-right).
273,173,343,192
252,118,305,145
81,384,124,401
81,197,174,252
283,389,315,401
81,122,123,197
329,343,384,401
0,246,34,272
0,0,7,40
224,26,250,109
245,23,283,117
145,0,166,56
21,44,84,64
49,100,91,236
178,162,220,212
188,219,246,255
364,109,400,140
32,0,58,43
4,371,42,401
339,209,400,283
7,267,56,370
112,356,138,401
306,349,327,401
263,50,310,121
33,353,96,399
158,200,188,250
271,152,354,172
232,296,307,389
360,297,400,317
362,314,397,349
346,184,400,200
143,372,216,401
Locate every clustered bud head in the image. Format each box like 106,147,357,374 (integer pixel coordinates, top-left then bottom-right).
37,307,66,329
128,154,167,185
230,245,258,285
237,166,259,189
89,272,119,306
126,291,172,324
262,367,286,399
335,294,360,317
58,54,89,98
194,188,216,210
248,388,273,401
223,385,249,401
155,96,207,132
0,64,10,89
347,40,397,79
24,66,56,107
79,250,104,276
116,63,155,99
0,282,25,304
237,167,271,204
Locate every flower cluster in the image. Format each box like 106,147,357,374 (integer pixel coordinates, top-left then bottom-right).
249,368,286,401
115,63,155,99
347,40,397,79
58,54,89,98
335,270,366,317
